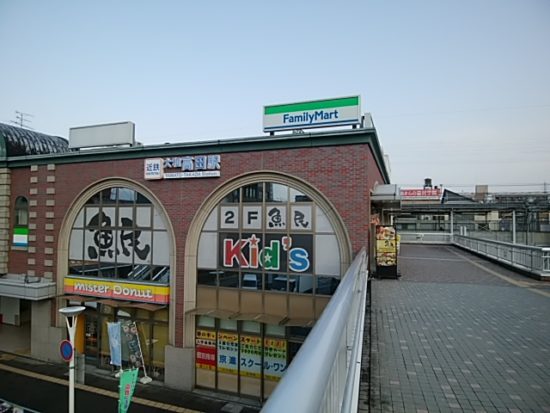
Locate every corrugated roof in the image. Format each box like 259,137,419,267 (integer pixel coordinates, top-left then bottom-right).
0,122,69,158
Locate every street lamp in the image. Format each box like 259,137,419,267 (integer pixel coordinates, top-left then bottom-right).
59,306,86,413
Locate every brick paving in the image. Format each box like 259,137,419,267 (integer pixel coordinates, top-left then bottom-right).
365,244,550,413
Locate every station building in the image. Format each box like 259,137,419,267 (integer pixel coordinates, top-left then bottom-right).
0,117,389,400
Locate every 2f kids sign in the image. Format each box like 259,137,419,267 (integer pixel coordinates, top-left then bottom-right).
144,155,221,180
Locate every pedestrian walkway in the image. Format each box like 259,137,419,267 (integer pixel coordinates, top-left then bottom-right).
367,244,550,413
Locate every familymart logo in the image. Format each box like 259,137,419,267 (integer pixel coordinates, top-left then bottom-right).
263,96,361,133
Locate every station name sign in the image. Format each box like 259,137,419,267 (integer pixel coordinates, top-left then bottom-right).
144,154,221,180
263,96,361,133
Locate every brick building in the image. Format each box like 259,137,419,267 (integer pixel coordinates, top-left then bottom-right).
0,121,389,400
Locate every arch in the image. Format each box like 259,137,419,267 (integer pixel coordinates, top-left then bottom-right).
182,170,352,346
56,177,178,344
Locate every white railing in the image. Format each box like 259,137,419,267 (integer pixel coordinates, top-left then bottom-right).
453,235,550,276
262,249,368,413
399,232,452,244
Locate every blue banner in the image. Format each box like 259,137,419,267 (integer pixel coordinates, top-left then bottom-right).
107,322,122,367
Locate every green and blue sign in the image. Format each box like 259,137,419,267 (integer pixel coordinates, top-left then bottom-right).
263,96,361,133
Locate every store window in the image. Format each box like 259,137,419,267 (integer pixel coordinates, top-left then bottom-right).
13,196,29,248
68,187,170,282
197,181,341,295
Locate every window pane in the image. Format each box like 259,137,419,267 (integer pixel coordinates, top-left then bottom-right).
198,270,218,286
290,188,312,203
295,275,313,294
219,319,237,331
242,321,261,334
242,183,263,203
223,188,240,203
316,276,340,296
118,188,136,204
265,183,288,202
265,324,285,337
241,272,261,290
197,315,215,328
219,271,239,288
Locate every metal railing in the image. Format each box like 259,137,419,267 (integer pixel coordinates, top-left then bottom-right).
453,235,550,275
399,232,452,244
262,249,368,413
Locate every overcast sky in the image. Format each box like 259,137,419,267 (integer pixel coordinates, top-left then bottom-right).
1,0,549,191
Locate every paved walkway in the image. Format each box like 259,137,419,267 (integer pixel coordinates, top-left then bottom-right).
368,244,550,413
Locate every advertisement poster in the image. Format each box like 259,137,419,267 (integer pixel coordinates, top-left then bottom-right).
263,338,287,381
195,330,217,371
375,225,399,278
121,321,143,368
240,335,262,378
217,332,239,374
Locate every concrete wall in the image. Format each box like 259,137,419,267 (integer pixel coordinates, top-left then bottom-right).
31,300,64,361
0,296,19,325
164,345,194,391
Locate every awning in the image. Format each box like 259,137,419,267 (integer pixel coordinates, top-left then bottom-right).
125,302,166,312
61,294,97,303
185,308,238,319
96,299,132,308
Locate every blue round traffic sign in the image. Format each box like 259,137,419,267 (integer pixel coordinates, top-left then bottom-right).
60,339,73,362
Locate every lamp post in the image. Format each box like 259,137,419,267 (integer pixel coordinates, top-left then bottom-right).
59,306,85,413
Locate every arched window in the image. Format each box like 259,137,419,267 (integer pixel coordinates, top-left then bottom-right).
68,187,170,282
197,181,342,295
13,196,29,247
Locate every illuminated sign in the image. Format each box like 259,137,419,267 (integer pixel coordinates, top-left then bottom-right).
64,276,169,304
144,155,221,180
263,96,361,133
400,188,442,200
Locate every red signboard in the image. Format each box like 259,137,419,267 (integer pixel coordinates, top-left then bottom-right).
196,329,217,370
400,188,442,200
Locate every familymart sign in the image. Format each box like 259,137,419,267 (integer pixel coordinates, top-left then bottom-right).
263,96,361,133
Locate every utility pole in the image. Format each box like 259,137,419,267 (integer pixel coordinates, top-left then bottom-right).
11,111,34,129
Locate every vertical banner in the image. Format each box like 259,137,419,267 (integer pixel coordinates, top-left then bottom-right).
121,321,142,368
239,335,262,378
217,332,238,374
118,368,139,413
263,338,287,381
107,322,122,367
195,330,217,370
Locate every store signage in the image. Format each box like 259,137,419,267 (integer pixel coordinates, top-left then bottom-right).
222,234,312,273
263,96,361,133
144,155,221,180
240,335,262,378
217,332,239,374
264,338,287,381
400,188,442,200
64,276,170,304
196,330,217,371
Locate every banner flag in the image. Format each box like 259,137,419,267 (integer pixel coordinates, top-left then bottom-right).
107,322,122,367
118,368,139,413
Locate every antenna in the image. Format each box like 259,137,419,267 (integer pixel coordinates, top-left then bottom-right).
11,111,34,129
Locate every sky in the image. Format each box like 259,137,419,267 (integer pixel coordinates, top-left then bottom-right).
1,0,549,191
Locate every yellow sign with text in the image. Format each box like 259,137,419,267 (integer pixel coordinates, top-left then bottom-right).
64,276,169,304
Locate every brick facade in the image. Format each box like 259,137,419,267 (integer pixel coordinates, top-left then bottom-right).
8,140,385,343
